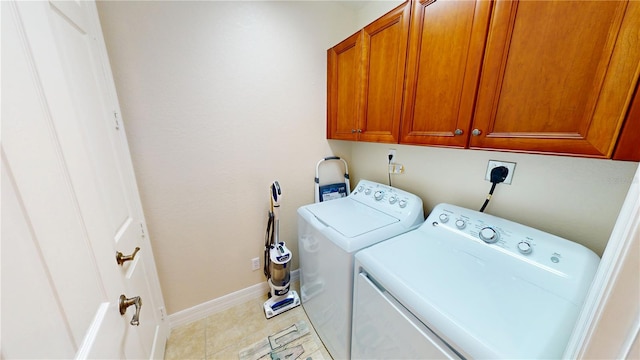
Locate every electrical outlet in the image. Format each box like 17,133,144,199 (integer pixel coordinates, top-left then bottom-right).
388,163,404,174
485,160,516,184
251,257,260,271
388,149,396,163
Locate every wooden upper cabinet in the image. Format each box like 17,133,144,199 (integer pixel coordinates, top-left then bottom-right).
613,81,640,161
359,2,411,143
400,0,492,147
327,1,411,143
327,31,361,141
471,0,640,157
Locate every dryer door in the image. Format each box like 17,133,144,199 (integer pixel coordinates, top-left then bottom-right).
352,272,460,360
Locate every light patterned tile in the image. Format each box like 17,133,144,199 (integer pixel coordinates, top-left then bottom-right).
209,344,243,360
165,281,332,360
205,297,272,355
164,318,206,360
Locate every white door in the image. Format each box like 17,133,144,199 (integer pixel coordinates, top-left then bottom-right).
1,1,168,358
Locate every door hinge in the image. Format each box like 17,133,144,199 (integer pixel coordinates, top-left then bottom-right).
113,111,120,130
159,307,166,321
140,223,145,238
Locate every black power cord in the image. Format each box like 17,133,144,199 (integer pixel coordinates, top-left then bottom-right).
388,154,393,186
479,166,509,212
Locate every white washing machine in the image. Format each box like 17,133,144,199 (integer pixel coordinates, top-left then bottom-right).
352,203,600,359
297,179,424,360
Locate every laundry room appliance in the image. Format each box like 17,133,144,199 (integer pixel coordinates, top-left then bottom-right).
297,179,424,360
352,203,600,359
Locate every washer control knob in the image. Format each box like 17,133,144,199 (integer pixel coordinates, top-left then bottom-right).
455,219,466,229
479,227,499,243
357,185,364,192
398,199,408,208
389,196,398,204
439,213,449,223
364,188,372,195
374,190,384,201
517,241,532,254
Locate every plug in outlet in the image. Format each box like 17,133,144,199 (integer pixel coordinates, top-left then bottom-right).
251,257,260,271
388,149,396,163
485,160,516,184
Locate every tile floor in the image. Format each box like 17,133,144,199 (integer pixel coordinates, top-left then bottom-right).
164,282,333,360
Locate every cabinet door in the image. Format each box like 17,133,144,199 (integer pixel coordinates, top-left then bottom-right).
358,2,411,143
471,0,640,157
327,31,361,141
400,0,492,147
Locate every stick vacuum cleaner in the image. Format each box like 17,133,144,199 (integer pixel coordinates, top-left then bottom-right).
263,181,300,318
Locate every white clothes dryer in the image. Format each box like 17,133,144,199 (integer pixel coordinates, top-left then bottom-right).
352,203,600,359
297,179,424,360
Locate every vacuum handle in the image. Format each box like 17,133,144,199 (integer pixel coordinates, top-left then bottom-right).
271,181,282,206
270,181,282,221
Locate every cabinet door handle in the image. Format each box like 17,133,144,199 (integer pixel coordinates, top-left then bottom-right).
472,129,482,136
119,295,142,326
357,129,362,133
116,247,140,266
454,129,463,135
351,129,357,133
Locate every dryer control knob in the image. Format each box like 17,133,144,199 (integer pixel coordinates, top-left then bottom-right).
455,219,466,229
439,213,449,223
388,196,398,204
357,185,364,192
479,227,499,243
517,241,532,254
398,199,408,208
365,188,372,195
374,190,384,201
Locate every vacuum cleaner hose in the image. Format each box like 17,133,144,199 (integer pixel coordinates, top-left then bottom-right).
264,211,274,278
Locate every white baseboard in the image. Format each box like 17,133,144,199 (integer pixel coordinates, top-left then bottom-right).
168,269,299,329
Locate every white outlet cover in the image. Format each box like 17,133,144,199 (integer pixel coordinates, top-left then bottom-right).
388,163,404,174
251,257,260,271
388,149,396,163
485,160,516,185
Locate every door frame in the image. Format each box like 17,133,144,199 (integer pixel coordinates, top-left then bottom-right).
565,163,640,358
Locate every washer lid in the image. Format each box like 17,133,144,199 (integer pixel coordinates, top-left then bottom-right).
305,197,399,238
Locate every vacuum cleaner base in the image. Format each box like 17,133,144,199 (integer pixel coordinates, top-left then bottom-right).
263,290,301,319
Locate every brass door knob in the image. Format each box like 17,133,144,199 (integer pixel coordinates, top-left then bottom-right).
116,247,140,266
119,295,142,326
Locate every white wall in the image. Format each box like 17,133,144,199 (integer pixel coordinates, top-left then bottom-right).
350,142,638,256
98,0,638,316
97,1,357,314
354,0,404,28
